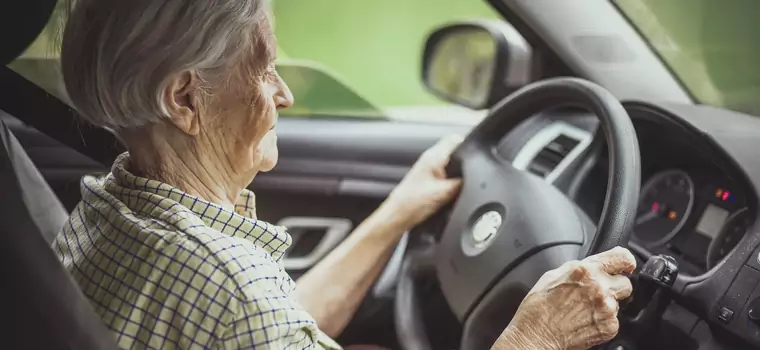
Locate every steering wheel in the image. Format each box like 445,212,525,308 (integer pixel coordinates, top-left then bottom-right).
395,77,641,350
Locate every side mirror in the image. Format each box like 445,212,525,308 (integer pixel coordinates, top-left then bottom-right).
422,20,532,110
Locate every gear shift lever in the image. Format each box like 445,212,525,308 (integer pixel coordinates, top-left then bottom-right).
609,255,679,349
640,254,679,287
633,255,679,323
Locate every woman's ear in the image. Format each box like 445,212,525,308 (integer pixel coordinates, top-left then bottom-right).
163,71,202,135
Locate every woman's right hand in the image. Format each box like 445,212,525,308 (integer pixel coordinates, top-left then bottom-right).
493,246,637,350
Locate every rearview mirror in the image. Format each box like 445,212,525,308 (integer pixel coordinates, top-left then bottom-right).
422,21,532,110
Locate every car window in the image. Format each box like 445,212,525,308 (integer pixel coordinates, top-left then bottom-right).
8,0,500,121
7,1,67,102
615,0,760,116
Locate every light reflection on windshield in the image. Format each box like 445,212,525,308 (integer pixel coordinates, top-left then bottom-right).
614,0,760,116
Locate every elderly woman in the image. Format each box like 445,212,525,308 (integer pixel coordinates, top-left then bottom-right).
53,0,635,349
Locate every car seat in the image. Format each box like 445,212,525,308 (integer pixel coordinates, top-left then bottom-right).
0,1,119,349
0,120,118,349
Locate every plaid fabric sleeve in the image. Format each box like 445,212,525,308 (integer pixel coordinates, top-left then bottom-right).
216,294,341,349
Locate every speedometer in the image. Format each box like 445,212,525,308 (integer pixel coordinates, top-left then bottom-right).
707,207,753,268
634,170,695,245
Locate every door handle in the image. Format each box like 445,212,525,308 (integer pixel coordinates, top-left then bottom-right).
277,217,352,270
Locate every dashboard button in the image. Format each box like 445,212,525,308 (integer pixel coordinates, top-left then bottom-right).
718,307,734,323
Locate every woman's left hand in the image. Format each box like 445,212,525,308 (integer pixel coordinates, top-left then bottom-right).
385,135,464,229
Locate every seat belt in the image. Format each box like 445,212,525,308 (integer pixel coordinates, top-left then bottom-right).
0,120,119,350
0,120,68,243
0,66,123,166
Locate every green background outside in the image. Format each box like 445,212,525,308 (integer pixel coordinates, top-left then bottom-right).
272,0,499,110
10,0,500,117
616,0,760,116
8,0,760,118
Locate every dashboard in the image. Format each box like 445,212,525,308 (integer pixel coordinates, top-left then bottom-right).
549,109,760,278
499,101,760,348
500,106,758,277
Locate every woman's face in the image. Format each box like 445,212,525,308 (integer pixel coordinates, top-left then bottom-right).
201,30,293,179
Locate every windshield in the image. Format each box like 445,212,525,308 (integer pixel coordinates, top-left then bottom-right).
8,0,499,121
615,0,760,116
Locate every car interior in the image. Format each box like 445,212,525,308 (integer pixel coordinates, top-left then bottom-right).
3,0,760,350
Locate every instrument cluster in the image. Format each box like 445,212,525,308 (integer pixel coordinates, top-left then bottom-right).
632,169,755,274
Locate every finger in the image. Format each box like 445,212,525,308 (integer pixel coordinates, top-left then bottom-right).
606,274,633,300
436,178,463,200
585,246,637,275
437,134,465,149
577,309,619,348
597,310,620,341
604,295,620,315
423,134,464,164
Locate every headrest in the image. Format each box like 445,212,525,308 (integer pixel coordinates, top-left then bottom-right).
0,0,58,64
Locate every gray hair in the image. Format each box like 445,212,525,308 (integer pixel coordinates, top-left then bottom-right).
61,0,272,129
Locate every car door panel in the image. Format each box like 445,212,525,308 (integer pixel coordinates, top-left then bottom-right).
252,117,469,276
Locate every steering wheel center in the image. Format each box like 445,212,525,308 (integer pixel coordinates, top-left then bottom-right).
471,210,503,247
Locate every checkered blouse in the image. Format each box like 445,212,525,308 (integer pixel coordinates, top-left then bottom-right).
53,153,341,349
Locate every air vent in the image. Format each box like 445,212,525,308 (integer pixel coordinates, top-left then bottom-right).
527,134,580,177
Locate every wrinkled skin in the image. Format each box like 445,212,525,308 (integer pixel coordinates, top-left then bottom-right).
494,246,637,350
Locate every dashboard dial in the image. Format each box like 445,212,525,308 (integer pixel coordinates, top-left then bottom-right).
707,207,753,268
634,170,695,244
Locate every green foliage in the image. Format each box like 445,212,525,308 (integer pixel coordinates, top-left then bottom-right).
272,0,500,110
